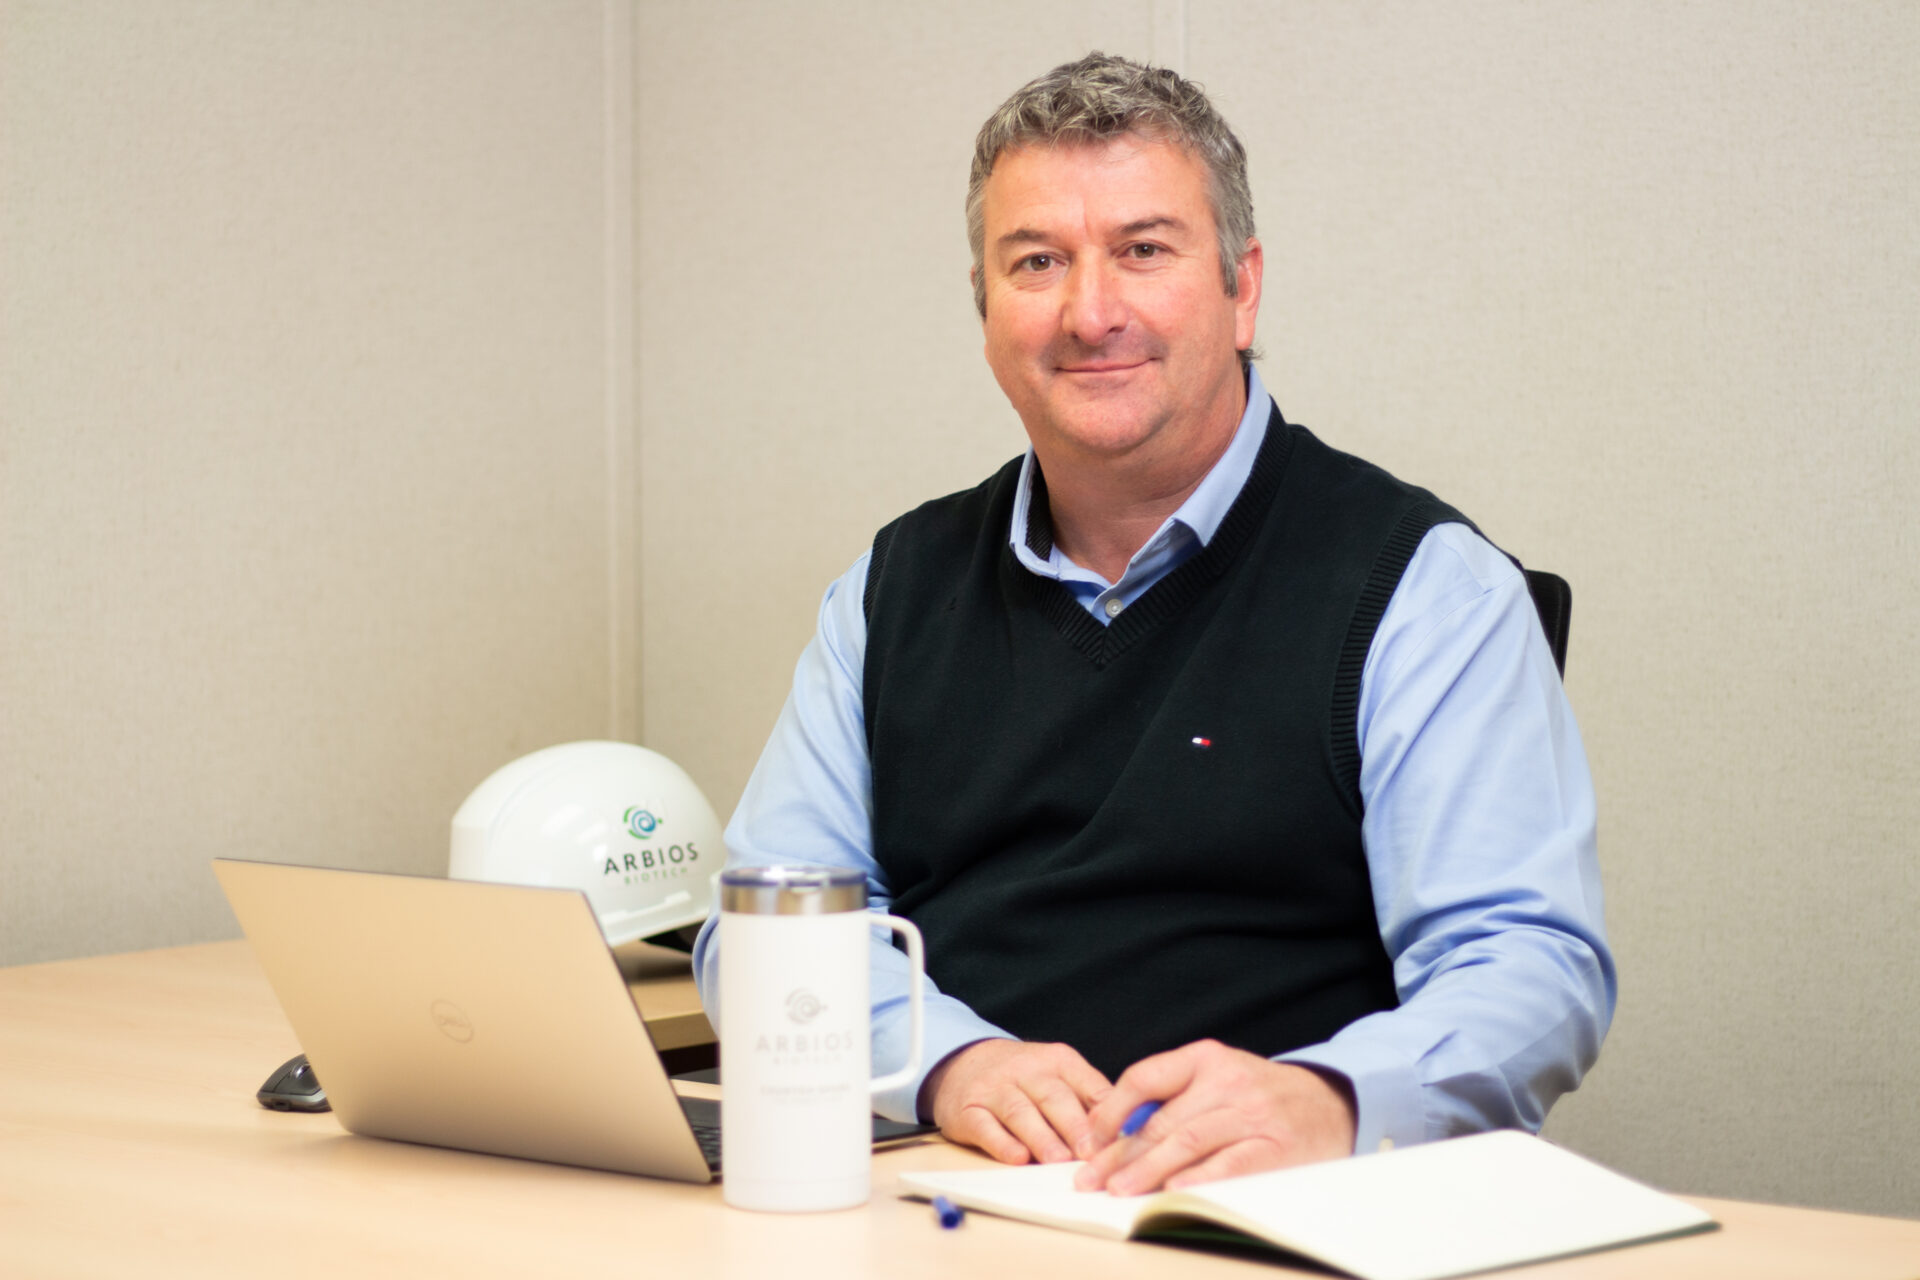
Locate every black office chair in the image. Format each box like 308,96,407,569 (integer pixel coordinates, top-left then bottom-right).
1522,569,1571,676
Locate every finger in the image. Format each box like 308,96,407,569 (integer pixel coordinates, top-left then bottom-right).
993,1088,1076,1164
1078,1100,1177,1187
1059,1051,1115,1107
1028,1050,1112,1159
1073,1126,1135,1190
1103,1102,1254,1196
1082,1082,1148,1149
1075,1088,1202,1191
1024,1073,1100,1161
1163,1136,1298,1190
1086,1043,1208,1146
943,1102,1032,1166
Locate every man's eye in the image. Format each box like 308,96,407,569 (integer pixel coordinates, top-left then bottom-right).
1128,243,1161,259
1019,254,1054,272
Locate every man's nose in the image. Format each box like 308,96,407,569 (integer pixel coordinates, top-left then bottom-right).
1060,258,1126,346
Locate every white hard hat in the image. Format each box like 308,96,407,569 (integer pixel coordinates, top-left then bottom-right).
449,741,722,946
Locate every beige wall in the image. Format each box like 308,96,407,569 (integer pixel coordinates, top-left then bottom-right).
1,1,637,959
3,0,1914,1223
635,0,1170,800
1194,2,1919,1220
637,0,1918,1220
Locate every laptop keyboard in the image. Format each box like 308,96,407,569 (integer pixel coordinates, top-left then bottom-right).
676,1091,936,1173
689,1117,722,1170
679,1095,724,1171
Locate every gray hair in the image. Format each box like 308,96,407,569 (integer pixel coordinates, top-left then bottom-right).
966,52,1258,364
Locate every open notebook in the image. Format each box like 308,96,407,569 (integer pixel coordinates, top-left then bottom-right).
900,1129,1715,1280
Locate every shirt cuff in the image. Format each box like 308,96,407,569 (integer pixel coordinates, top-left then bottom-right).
1277,1019,1427,1155
870,995,1012,1124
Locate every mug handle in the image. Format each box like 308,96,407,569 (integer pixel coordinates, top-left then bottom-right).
867,913,924,1095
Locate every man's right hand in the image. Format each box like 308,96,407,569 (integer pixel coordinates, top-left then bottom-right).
921,1038,1112,1165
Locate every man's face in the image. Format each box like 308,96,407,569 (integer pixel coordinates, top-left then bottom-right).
976,135,1261,473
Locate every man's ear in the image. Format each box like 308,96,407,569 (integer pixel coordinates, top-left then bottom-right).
1233,238,1264,353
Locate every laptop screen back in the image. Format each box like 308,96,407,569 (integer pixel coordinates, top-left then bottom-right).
213,858,714,1183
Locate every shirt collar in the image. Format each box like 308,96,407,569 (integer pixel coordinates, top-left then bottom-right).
1009,364,1276,577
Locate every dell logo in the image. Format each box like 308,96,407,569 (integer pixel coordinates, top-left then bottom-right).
430,998,475,1043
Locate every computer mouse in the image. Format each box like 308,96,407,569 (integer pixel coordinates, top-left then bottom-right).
257,1052,330,1112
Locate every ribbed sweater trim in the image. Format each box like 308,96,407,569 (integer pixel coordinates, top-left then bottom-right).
1327,500,1460,816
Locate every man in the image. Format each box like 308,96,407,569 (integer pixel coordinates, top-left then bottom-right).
694,52,1613,1196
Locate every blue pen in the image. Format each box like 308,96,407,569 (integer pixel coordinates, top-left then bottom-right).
1120,1100,1161,1137
932,1194,964,1229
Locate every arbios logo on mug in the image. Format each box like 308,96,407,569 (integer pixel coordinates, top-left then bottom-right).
755,989,856,1062
785,989,827,1025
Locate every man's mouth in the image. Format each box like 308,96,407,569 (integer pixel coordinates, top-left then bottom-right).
1057,359,1149,374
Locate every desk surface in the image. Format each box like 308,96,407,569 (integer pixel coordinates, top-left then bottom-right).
3,941,1916,1279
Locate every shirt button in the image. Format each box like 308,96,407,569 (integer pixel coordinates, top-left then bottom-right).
1103,598,1124,618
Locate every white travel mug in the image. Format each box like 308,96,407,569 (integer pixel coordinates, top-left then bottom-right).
717,866,925,1212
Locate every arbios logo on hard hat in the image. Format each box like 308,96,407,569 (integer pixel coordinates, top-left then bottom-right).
604,841,702,880
604,802,703,883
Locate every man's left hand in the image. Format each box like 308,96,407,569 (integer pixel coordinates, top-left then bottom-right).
1073,1040,1356,1195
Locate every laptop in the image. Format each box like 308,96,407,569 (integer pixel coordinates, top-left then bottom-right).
212,858,934,1182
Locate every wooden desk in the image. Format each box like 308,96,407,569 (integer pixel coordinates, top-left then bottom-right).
3,943,1916,1279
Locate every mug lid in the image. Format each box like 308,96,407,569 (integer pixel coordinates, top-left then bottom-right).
719,865,866,914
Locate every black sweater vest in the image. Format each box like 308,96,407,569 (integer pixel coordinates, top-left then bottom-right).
862,409,1467,1079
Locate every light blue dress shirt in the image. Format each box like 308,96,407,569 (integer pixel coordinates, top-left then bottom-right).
695,366,1616,1154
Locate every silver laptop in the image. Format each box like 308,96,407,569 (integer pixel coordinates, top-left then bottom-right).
212,858,931,1182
